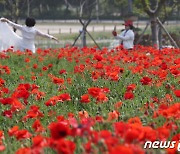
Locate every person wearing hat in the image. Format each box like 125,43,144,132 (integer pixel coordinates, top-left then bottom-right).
112,20,134,50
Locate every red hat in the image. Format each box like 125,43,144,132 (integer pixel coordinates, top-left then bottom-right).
123,20,133,26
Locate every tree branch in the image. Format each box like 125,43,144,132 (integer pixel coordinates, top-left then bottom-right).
155,0,166,15
140,0,152,16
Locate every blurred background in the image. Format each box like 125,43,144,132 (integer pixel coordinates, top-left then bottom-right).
0,0,179,49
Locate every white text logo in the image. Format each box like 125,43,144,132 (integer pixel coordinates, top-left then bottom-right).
144,141,180,151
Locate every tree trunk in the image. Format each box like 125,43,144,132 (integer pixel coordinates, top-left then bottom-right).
82,29,86,47
158,27,162,49
96,0,99,23
128,0,133,13
27,0,30,16
150,16,159,48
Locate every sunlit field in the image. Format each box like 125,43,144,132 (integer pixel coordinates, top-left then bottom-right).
0,45,180,154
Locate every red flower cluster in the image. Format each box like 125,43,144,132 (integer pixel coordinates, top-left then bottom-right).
0,45,179,154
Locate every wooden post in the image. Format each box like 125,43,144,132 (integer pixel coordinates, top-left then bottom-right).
86,30,101,50
92,26,94,32
157,17,179,48
103,25,105,31
82,29,86,47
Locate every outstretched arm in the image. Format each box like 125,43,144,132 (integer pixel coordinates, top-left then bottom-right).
36,30,59,42
0,18,23,30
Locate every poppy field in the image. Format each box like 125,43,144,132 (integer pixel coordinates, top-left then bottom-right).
0,45,180,154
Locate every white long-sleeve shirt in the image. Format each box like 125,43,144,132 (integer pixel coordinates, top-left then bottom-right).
8,20,54,52
115,29,134,49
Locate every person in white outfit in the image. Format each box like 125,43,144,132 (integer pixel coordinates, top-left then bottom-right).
112,20,134,50
0,17,58,53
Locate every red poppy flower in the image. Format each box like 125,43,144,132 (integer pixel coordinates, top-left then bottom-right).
114,102,123,109
88,87,101,98
128,117,142,125
59,93,71,102
49,122,70,140
0,78,5,87
124,91,134,100
80,94,90,103
174,89,180,97
48,64,53,68
42,66,48,71
54,139,76,154
93,54,103,61
160,62,168,70
96,92,108,102
114,122,129,136
67,78,72,84
32,135,47,148
0,97,13,105
171,133,180,141
8,126,19,136
95,116,104,122
23,105,44,121
156,127,170,140
31,76,37,80
2,109,13,118
74,64,85,73
102,87,110,93
0,145,5,152
45,96,59,106
59,69,67,74
33,64,38,69
107,111,119,121
0,130,3,138
84,141,92,154
78,111,89,120
124,129,140,143
52,77,64,85
15,129,32,140
12,90,30,100
24,58,30,63
32,120,44,133
11,98,25,112
2,88,9,94
126,84,136,91
110,145,133,154
19,75,25,80
140,76,152,85
16,147,31,154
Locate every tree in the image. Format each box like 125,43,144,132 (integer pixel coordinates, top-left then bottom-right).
0,0,28,23
114,0,132,18
64,0,98,47
158,0,180,48
138,0,166,48
64,0,97,18
134,0,179,48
